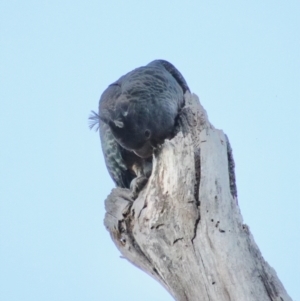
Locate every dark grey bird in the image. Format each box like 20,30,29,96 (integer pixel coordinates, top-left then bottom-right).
89,59,189,193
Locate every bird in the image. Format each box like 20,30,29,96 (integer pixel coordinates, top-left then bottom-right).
89,59,189,195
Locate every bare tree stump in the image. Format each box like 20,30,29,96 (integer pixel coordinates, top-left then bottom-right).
104,92,292,301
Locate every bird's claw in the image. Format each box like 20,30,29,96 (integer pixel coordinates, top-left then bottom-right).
130,176,149,199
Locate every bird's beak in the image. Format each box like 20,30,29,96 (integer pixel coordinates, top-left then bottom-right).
133,141,153,158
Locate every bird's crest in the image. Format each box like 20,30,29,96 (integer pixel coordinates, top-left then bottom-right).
88,111,100,131
89,110,124,131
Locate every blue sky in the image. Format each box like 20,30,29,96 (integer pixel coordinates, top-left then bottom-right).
1,1,299,300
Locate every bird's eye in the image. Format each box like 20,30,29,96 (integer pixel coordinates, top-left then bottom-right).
144,129,151,139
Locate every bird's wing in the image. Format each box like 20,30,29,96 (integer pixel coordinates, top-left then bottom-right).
147,59,190,93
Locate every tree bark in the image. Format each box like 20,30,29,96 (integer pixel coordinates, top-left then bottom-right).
104,92,292,301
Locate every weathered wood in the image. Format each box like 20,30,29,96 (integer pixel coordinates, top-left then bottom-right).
104,92,292,301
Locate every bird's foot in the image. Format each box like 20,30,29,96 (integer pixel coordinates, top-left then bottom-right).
130,176,149,199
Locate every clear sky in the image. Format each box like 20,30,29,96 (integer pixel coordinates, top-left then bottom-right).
1,1,299,300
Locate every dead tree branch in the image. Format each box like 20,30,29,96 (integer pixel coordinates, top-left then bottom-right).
104,92,292,301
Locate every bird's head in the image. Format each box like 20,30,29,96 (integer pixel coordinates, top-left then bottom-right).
89,108,154,158
107,109,154,158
